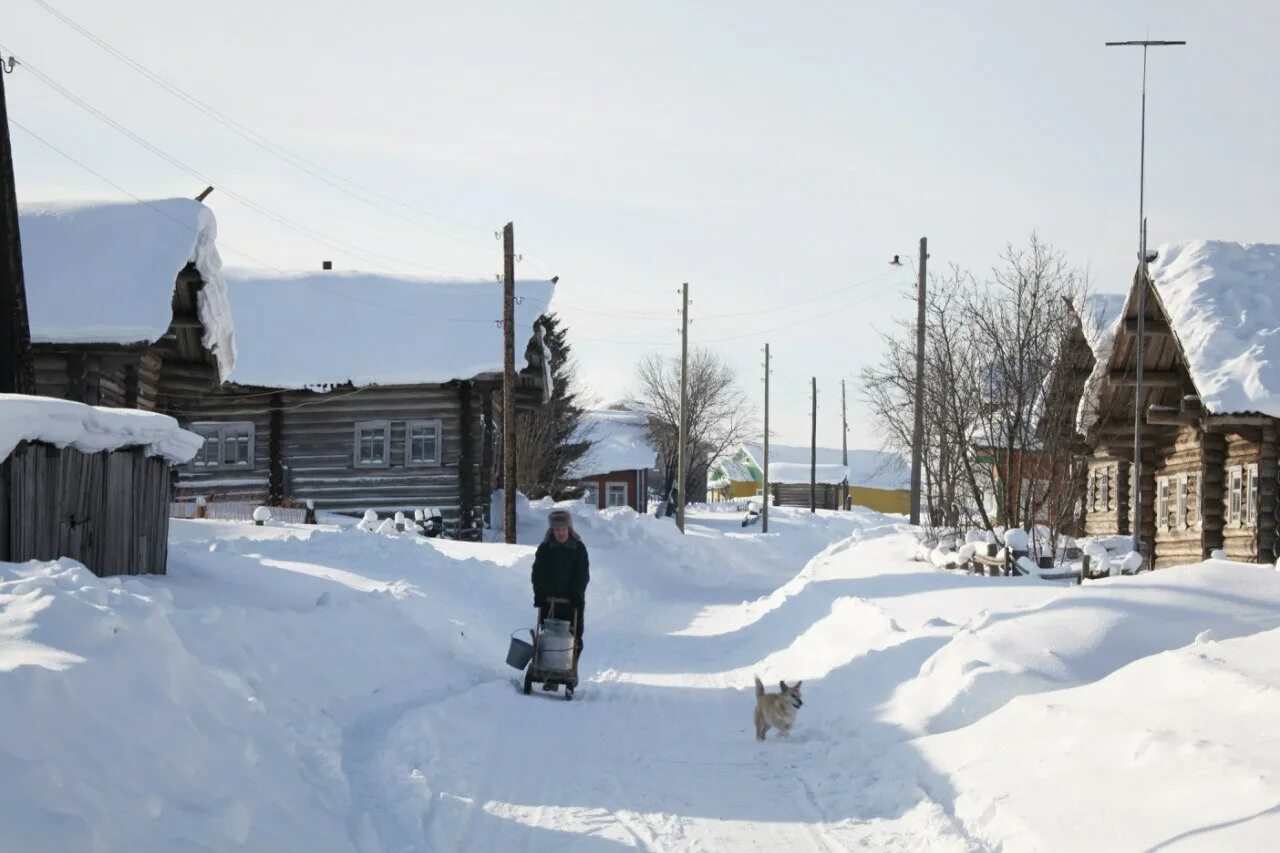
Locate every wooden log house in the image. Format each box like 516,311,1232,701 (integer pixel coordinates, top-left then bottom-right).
570,404,658,512
167,268,556,529
1076,240,1280,568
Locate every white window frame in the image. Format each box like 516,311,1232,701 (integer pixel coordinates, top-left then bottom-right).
1176,472,1188,530
1248,463,1259,528
1085,470,1096,513
581,483,600,506
1156,476,1169,532
405,420,443,467
1100,468,1111,514
1196,471,1204,531
1228,466,1243,528
354,420,392,468
187,421,255,469
606,481,629,508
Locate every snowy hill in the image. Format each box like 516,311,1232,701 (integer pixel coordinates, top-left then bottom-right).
4,500,1280,850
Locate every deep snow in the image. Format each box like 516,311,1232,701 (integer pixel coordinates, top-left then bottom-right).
4,500,1280,851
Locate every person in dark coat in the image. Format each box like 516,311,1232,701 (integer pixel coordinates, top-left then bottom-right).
531,508,589,661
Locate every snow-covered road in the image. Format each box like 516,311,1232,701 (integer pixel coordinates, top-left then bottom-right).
7,501,1280,851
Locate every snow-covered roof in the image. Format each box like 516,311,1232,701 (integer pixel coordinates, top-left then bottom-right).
768,462,848,485
711,452,758,483
569,405,656,477
1074,292,1128,432
19,198,235,381
0,394,203,464
1150,240,1280,417
744,443,908,490
221,269,555,389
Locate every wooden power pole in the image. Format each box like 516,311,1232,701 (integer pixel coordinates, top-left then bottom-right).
841,379,848,512
909,237,927,526
502,222,517,544
762,343,770,533
676,282,689,533
0,55,32,395
810,377,817,514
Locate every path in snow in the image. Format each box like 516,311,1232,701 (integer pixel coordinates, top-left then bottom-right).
343,514,978,852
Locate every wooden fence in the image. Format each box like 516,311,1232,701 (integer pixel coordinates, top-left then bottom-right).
169,499,311,524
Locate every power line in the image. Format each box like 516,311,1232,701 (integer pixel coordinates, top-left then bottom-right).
25,0,497,250
3,49,497,280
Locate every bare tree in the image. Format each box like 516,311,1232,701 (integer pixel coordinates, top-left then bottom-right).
635,347,758,509
861,235,1090,555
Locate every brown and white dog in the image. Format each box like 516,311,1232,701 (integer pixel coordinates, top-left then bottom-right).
753,676,803,740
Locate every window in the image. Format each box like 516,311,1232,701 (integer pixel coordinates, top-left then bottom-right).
1156,477,1169,531
354,421,391,468
1228,466,1243,528
406,420,442,466
1248,463,1259,528
1176,472,1188,530
606,482,629,508
581,483,600,506
1085,471,1096,513
187,422,255,469
1100,468,1111,513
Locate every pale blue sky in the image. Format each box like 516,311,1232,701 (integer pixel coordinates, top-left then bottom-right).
8,1,1279,447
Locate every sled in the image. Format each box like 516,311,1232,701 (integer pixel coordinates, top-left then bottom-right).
522,597,580,701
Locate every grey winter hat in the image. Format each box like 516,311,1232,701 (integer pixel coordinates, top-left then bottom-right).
548,509,573,530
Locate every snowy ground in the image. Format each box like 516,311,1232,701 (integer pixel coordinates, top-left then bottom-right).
4,501,1280,851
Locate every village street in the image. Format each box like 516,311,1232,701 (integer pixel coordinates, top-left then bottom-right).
6,500,1278,851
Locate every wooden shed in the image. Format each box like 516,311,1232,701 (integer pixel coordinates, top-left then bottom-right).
167,269,556,530
0,395,201,576
1076,240,1280,568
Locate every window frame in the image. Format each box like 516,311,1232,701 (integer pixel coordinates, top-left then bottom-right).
353,420,392,469
1228,466,1243,528
1248,463,1259,528
581,483,600,507
1156,476,1169,532
405,419,444,468
186,421,255,470
1100,468,1111,514
605,481,629,508
1176,472,1188,530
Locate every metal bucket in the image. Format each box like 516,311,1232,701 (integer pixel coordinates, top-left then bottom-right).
538,618,575,671
506,630,534,670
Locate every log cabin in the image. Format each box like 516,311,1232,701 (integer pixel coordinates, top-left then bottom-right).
1077,240,1280,568
166,267,556,530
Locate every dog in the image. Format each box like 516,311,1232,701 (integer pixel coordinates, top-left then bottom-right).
753,676,803,740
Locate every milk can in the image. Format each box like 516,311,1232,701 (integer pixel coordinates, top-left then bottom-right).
537,618,575,671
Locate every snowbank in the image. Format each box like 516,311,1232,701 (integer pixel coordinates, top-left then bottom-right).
20,198,235,381
1151,239,1280,417
768,462,847,484
221,269,555,389
0,394,202,463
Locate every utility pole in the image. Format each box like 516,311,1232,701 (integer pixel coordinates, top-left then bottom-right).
909,237,927,526
676,283,690,533
502,222,516,544
0,54,33,395
810,377,817,514
1106,38,1185,559
762,343,770,533
841,379,848,511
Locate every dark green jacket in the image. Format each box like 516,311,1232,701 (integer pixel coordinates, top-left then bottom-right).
532,537,589,610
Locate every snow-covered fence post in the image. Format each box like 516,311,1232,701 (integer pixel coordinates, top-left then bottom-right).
253,506,271,527
195,495,208,520
304,499,316,525
394,511,407,533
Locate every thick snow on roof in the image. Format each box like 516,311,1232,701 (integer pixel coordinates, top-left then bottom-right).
711,452,758,482
221,270,555,389
1074,292,1128,432
570,406,656,477
768,462,848,485
20,198,235,381
744,442,908,489
0,394,202,464
1152,240,1280,416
